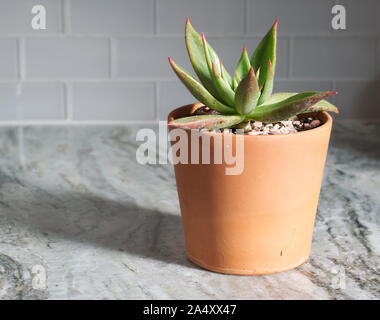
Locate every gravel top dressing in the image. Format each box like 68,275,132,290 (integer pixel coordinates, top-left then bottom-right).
248,116,322,135
192,106,322,135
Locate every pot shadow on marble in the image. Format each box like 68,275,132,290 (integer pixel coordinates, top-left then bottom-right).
2,191,199,271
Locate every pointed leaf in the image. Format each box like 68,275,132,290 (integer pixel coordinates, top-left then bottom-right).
168,58,234,114
265,92,339,114
257,59,274,105
233,44,251,86
250,19,277,88
235,67,260,115
202,33,222,75
201,33,219,77
168,114,243,130
211,62,235,107
247,91,337,122
185,18,233,96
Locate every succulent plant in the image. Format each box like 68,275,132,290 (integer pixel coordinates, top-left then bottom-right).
168,18,338,130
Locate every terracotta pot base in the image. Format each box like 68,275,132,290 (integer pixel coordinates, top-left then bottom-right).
187,253,310,276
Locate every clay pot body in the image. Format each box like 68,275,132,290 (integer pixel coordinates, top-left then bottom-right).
168,103,332,275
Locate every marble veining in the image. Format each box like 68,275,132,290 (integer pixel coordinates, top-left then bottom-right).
0,121,379,299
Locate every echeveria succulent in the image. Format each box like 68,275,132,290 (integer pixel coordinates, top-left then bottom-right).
168,18,338,130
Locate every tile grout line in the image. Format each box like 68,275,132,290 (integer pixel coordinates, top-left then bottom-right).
18,38,26,81
16,38,22,80
0,77,375,83
63,0,71,34
0,33,378,39
108,37,113,79
153,0,159,35
109,37,117,79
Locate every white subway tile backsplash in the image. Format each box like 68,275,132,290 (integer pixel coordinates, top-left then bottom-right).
20,83,65,120
157,0,245,35
70,0,154,35
0,84,18,120
248,0,335,34
0,83,65,120
335,81,380,118
0,39,18,79
293,37,377,79
72,82,155,120
158,81,194,120
25,38,109,79
0,0,377,122
116,37,191,79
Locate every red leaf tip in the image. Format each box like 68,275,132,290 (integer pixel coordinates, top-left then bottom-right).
168,57,175,68
325,91,338,97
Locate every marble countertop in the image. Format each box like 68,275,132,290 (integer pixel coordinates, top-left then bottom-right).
0,120,379,300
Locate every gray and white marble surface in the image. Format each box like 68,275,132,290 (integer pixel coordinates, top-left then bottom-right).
0,120,379,300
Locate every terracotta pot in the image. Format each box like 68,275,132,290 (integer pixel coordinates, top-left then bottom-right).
168,103,332,275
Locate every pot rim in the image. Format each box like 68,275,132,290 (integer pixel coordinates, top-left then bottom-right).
167,102,333,139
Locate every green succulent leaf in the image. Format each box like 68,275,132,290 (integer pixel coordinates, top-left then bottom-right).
303,100,339,114
232,71,240,90
185,18,233,97
201,33,214,77
168,58,234,114
250,19,277,89
235,67,260,115
211,62,236,107
265,92,339,114
219,60,228,83
168,114,243,130
257,59,274,105
247,91,337,122
233,44,251,88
